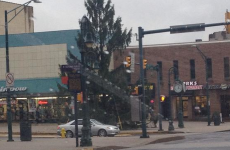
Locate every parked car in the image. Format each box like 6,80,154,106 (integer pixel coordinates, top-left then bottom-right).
57,119,120,138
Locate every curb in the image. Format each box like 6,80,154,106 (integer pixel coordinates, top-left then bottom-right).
0,131,185,137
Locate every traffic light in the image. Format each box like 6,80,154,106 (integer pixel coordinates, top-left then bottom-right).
125,56,131,68
150,99,154,104
134,86,138,95
77,92,83,103
160,95,165,102
225,11,230,33
143,59,147,69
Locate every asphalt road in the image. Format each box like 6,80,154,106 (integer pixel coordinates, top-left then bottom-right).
123,131,230,150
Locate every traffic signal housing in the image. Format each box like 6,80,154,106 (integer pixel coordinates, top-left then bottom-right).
77,92,83,103
125,56,131,68
160,95,165,102
225,11,230,33
134,86,138,95
143,59,147,69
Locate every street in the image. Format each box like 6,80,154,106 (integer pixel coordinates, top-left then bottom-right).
123,131,230,150
0,134,185,150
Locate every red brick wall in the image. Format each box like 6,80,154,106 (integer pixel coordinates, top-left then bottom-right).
114,41,230,119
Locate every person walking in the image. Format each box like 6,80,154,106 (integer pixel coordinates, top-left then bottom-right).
149,110,158,128
36,108,40,124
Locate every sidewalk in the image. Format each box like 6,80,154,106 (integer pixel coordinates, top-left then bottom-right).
0,120,229,136
0,121,229,150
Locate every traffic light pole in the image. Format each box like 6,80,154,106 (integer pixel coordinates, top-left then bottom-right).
138,27,149,138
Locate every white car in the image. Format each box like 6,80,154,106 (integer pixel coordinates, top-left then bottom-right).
57,119,120,138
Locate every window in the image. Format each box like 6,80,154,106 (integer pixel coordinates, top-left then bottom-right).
224,57,230,78
190,59,195,79
157,61,163,81
173,60,179,79
207,58,212,78
193,96,207,117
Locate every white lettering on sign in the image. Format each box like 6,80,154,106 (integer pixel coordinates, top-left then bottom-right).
184,81,197,86
186,85,203,90
0,86,27,92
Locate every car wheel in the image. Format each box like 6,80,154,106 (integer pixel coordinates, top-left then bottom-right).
98,129,107,137
66,130,73,138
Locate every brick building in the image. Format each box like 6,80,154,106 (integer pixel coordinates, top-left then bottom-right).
114,36,230,121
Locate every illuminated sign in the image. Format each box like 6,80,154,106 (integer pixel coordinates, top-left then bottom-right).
38,100,48,105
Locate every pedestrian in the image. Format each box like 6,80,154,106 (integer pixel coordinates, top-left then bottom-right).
36,108,40,124
149,110,158,128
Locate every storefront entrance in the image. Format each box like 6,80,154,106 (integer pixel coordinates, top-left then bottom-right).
176,97,189,118
220,95,230,118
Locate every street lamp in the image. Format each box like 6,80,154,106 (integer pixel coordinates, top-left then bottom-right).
4,0,41,142
191,45,210,126
80,15,94,147
174,78,184,128
168,67,177,131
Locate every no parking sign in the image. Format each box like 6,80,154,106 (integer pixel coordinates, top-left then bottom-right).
6,73,14,87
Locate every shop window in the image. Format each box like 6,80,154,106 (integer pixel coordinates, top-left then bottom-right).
173,60,179,80
157,61,163,81
207,58,212,78
190,59,195,79
224,57,230,78
193,96,207,117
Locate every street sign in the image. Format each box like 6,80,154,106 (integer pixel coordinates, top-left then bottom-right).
61,64,81,73
68,73,81,92
6,73,14,87
130,52,135,73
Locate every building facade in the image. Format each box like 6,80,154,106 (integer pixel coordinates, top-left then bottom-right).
0,29,80,122
114,38,230,121
0,1,34,35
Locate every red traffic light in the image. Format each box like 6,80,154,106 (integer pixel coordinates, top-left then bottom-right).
150,100,154,103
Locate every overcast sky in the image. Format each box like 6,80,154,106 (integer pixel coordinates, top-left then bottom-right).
3,0,230,46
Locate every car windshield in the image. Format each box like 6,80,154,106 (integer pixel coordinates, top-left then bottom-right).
91,119,104,125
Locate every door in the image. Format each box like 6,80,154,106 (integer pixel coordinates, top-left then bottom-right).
183,101,188,117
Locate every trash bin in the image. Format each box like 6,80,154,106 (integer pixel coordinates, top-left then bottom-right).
20,121,32,141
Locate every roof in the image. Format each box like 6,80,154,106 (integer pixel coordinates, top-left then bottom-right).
128,39,230,49
0,29,81,59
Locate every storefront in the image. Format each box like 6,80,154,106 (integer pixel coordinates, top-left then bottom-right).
172,81,230,121
0,78,72,122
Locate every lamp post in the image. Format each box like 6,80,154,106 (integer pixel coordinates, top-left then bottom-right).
191,45,210,126
80,16,94,147
174,78,184,128
168,67,177,131
4,0,41,142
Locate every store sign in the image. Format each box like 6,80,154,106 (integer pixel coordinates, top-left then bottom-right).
183,81,203,91
0,86,27,92
0,100,16,105
206,84,230,90
171,81,230,91
186,85,203,90
68,73,81,92
38,100,48,105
